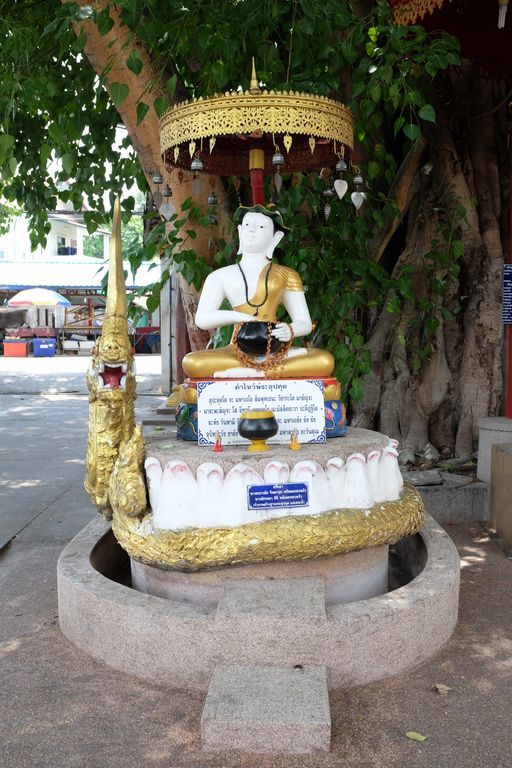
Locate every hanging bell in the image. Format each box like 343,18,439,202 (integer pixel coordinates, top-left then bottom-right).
335,159,347,175
207,191,218,206
272,151,285,196
351,175,366,210
159,202,176,221
163,185,172,198
152,172,163,185
191,155,204,173
498,0,508,28
322,188,334,221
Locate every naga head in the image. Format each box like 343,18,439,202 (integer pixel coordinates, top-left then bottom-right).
87,199,135,401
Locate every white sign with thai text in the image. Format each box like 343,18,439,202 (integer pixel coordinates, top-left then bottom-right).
197,379,325,446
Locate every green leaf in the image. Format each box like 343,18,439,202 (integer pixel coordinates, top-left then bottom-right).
0,134,15,156
40,144,52,165
61,153,74,176
403,123,421,141
126,49,143,76
394,116,405,137
418,104,436,123
370,84,381,103
452,239,464,259
95,8,114,35
368,161,381,180
136,101,150,125
349,377,363,401
110,82,129,108
405,731,428,742
166,74,178,97
71,28,87,53
153,96,169,118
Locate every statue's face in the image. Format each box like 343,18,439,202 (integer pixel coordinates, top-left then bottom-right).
238,212,275,253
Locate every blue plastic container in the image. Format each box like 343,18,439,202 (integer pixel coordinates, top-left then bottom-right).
33,338,57,357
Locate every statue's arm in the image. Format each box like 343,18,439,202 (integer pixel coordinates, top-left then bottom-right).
278,290,313,339
195,271,256,331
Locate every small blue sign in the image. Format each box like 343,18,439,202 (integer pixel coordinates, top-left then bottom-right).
247,482,309,510
503,265,512,324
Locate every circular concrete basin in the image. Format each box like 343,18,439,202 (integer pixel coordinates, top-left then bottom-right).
57,514,459,690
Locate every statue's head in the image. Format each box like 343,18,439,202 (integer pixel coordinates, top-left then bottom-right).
234,205,289,259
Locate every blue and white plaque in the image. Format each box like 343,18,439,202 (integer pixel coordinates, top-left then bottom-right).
247,482,309,510
503,264,512,324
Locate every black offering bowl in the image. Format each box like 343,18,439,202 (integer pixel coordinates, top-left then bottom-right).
237,410,279,453
235,321,283,356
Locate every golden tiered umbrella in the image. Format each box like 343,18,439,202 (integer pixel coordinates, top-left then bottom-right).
160,61,354,206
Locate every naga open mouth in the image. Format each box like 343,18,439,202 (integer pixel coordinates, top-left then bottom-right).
98,361,128,390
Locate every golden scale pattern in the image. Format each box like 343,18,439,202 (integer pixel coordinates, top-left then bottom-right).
160,89,354,156
110,429,425,572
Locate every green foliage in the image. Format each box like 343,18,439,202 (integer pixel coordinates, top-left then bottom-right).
0,0,462,403
0,1,146,247
395,199,466,373
274,174,389,399
83,212,144,259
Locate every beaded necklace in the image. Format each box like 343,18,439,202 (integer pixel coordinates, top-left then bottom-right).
237,260,273,317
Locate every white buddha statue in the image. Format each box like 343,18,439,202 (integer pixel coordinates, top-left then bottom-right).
182,205,335,379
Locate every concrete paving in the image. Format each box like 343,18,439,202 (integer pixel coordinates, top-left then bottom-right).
1,355,512,768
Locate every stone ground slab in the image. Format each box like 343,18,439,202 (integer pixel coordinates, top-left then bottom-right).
201,665,330,755
419,481,489,523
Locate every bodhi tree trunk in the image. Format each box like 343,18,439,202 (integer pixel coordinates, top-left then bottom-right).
67,0,217,358
69,2,506,452
352,72,507,460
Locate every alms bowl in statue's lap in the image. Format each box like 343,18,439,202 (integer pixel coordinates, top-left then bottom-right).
235,321,283,356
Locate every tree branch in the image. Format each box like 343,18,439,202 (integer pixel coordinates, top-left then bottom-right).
63,0,164,188
368,135,429,264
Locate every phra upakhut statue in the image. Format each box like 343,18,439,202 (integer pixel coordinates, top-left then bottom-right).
182,206,334,380
84,201,424,572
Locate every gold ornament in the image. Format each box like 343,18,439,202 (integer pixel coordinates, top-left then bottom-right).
160,78,354,177
111,484,425,572
392,0,447,25
109,427,147,520
84,199,137,519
